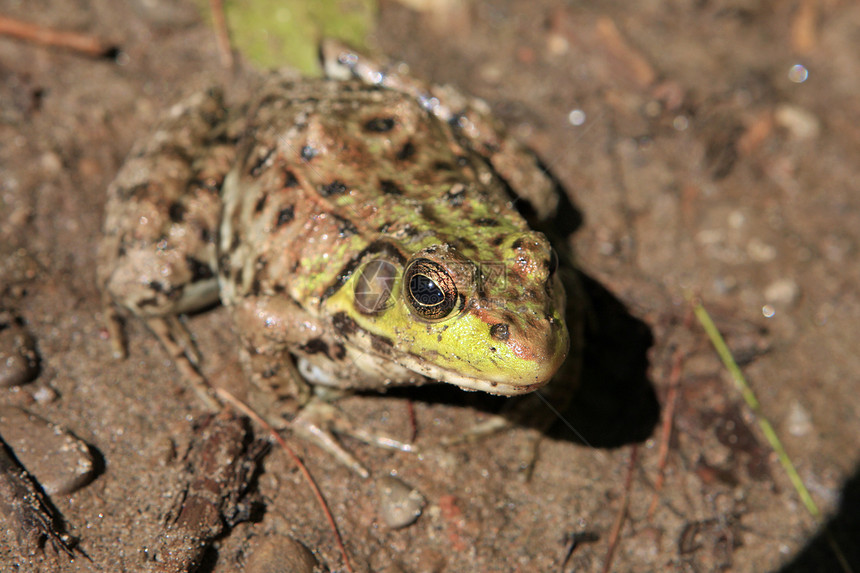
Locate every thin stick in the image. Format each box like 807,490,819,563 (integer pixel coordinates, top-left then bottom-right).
647,347,683,519
602,444,638,573
207,0,233,68
405,400,418,443
0,15,114,57
691,297,853,573
215,388,355,573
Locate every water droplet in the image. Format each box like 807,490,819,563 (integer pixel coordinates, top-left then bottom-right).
568,109,586,126
788,64,809,83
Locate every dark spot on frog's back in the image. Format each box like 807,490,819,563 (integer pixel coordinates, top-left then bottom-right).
276,206,294,228
320,180,348,197
363,117,396,133
185,255,215,282
444,186,466,206
283,169,299,188
333,214,358,237
249,147,276,177
380,179,404,196
511,238,524,251
254,194,267,213
490,323,510,341
475,217,499,227
168,202,185,222
396,141,416,161
332,312,358,336
125,182,153,201
301,338,329,356
332,342,347,360
370,332,394,355
449,236,477,252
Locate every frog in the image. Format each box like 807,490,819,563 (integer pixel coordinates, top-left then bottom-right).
97,42,581,474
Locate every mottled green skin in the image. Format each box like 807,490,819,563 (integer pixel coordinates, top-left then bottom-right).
100,68,570,402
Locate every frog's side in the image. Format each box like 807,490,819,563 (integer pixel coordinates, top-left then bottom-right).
98,47,574,418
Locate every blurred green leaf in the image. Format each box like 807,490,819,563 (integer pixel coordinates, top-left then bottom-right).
200,0,376,75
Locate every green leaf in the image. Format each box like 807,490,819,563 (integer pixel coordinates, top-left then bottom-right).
201,0,377,75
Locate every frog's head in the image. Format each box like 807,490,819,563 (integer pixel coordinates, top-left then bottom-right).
323,234,569,396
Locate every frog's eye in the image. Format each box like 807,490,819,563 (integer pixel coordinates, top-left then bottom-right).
404,258,457,321
355,260,397,314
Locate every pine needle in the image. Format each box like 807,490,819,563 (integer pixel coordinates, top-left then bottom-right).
691,297,852,573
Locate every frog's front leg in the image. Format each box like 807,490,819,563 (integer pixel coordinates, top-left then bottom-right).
229,295,412,477
98,89,239,409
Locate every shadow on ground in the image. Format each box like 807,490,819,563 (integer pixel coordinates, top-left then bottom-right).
779,462,860,573
380,270,659,450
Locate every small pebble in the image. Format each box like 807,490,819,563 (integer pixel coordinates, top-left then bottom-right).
786,400,813,437
764,278,800,306
377,475,425,529
243,535,319,573
774,104,820,140
0,322,40,387
32,385,59,404
0,406,96,495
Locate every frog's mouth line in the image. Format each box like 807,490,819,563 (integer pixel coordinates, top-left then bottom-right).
331,311,556,396
391,351,550,397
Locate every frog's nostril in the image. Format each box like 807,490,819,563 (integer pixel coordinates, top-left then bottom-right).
489,323,510,341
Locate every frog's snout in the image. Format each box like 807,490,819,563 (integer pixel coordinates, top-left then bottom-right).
487,306,569,393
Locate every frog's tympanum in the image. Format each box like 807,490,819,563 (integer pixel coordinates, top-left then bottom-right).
98,45,576,450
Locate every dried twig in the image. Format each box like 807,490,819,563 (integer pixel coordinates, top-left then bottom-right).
0,15,115,57
207,0,233,68
647,347,684,519
216,388,356,573
602,444,638,573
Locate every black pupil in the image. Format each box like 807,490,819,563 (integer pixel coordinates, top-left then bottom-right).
410,274,444,306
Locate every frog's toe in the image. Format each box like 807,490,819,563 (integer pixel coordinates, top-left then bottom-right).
291,399,370,479
290,399,418,479
146,316,201,367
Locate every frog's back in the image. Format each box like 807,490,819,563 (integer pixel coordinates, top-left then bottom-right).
219,76,530,312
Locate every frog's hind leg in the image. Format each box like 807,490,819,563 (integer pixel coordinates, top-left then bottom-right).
98,88,240,411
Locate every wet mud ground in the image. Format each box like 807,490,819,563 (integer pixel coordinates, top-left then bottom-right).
1,0,860,571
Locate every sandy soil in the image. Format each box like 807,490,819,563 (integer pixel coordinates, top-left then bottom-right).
1,1,859,571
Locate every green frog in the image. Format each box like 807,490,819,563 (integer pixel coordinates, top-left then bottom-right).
98,43,579,472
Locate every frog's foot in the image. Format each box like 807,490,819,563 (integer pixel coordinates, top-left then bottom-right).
440,414,512,446
147,315,202,366
440,412,544,481
145,316,219,411
439,392,566,480
291,398,416,479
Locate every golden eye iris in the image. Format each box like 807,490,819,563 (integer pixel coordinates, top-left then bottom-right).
403,258,457,320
